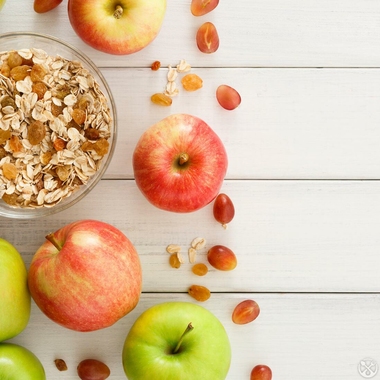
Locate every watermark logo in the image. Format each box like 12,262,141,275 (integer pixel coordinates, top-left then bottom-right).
358,358,378,378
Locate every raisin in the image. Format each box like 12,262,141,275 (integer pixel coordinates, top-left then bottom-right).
0,129,11,145
1,96,16,109
53,138,67,151
77,359,110,380
56,166,70,181
2,162,18,180
151,93,172,106
151,60,161,70
84,128,100,140
81,141,94,152
0,63,10,77
181,74,203,91
72,108,86,125
51,102,64,117
2,193,18,205
188,285,211,302
54,359,68,371
41,151,53,165
28,120,46,145
93,138,109,156
169,253,181,268
0,147,6,159
10,65,31,81
30,64,47,82
9,135,23,152
32,82,48,99
7,51,23,69
191,263,209,276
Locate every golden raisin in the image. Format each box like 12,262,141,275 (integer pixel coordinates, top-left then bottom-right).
32,82,48,99
0,63,10,77
28,120,46,145
51,103,64,117
1,96,16,109
7,51,23,69
76,96,91,110
0,129,11,145
0,147,6,159
54,85,71,99
93,138,109,156
56,166,70,182
9,135,23,152
54,359,68,372
84,128,100,140
2,193,18,205
81,141,94,152
53,138,67,151
72,108,86,125
151,93,172,106
169,253,181,269
30,64,47,82
151,60,161,71
10,65,31,81
2,162,18,180
188,285,211,302
41,151,53,165
181,74,203,91
191,263,209,276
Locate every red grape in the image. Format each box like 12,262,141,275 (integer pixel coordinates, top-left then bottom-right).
216,84,241,110
196,22,219,53
250,364,272,380
77,359,110,380
232,299,260,324
191,0,219,16
207,245,237,271
213,193,235,228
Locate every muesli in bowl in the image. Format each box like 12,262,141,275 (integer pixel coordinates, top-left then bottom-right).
0,32,117,219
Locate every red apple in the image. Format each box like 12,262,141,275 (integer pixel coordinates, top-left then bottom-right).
28,220,142,332
133,114,228,213
67,0,167,55
34,0,63,13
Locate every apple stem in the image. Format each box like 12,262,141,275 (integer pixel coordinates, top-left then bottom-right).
178,153,189,166
113,5,123,19
173,323,193,354
45,233,63,251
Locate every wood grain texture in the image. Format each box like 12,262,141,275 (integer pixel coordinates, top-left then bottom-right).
1,0,380,68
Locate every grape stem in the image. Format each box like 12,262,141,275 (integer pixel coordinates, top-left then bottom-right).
45,233,63,251
173,323,193,354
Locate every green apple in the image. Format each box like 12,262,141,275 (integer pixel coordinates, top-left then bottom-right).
0,238,31,342
0,343,46,379
122,302,231,379
0,0,6,12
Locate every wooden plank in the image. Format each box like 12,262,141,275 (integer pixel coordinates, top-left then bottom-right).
1,1,380,68
102,67,380,180
3,179,380,293
9,293,380,379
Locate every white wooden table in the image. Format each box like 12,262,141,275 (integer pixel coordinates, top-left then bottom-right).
2,1,380,379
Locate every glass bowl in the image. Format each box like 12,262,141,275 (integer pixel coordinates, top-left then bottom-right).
0,32,117,219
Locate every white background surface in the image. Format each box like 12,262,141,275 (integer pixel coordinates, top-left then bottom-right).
1,1,380,379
